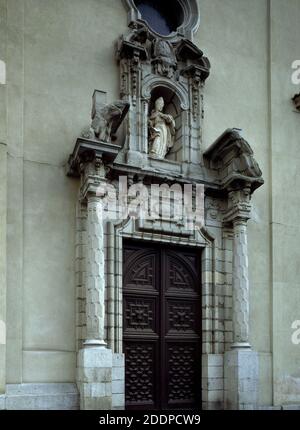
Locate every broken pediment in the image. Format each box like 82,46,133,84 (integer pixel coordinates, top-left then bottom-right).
204,128,264,193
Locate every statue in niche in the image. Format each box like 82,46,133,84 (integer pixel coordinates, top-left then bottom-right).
148,97,176,159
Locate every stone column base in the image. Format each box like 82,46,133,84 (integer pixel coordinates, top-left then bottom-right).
202,354,224,410
224,349,259,410
77,347,112,410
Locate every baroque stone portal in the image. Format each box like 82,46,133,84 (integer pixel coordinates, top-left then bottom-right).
148,96,175,159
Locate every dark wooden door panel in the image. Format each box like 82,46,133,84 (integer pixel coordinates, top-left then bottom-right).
123,295,159,338
165,342,201,409
165,298,201,338
123,241,201,410
124,340,159,410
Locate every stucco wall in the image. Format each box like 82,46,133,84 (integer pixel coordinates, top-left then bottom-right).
0,0,7,395
196,0,272,406
1,0,300,407
198,0,300,406
5,0,127,384
269,0,300,406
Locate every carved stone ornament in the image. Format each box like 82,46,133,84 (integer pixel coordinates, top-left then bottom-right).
81,90,130,143
151,39,177,78
148,96,175,159
204,128,264,194
67,91,129,178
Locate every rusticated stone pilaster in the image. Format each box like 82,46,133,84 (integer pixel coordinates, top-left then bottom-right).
223,185,258,410
84,195,106,347
224,186,251,349
232,218,250,347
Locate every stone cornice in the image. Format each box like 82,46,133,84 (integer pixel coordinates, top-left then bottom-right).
223,204,251,224
66,138,124,201
66,138,122,178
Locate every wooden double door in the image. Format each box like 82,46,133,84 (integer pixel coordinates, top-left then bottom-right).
123,241,202,410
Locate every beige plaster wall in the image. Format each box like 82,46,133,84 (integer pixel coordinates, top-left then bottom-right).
5,0,127,384
269,0,300,406
196,0,272,405
0,0,7,394
198,0,300,406
0,141,7,393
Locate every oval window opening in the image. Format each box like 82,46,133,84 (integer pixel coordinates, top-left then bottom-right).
134,0,184,36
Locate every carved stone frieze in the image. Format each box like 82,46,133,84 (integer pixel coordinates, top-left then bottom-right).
205,196,227,223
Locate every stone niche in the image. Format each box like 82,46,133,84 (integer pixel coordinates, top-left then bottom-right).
148,85,184,162
115,18,210,173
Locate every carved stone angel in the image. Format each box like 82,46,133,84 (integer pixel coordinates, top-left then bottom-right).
148,97,176,159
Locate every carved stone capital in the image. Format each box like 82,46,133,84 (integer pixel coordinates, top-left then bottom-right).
224,186,252,224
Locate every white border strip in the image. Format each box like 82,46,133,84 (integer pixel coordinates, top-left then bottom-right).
0,60,6,85
0,320,5,345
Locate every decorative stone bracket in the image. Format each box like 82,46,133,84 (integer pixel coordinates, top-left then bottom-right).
67,138,123,178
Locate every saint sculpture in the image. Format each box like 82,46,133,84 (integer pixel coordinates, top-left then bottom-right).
148,97,176,159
